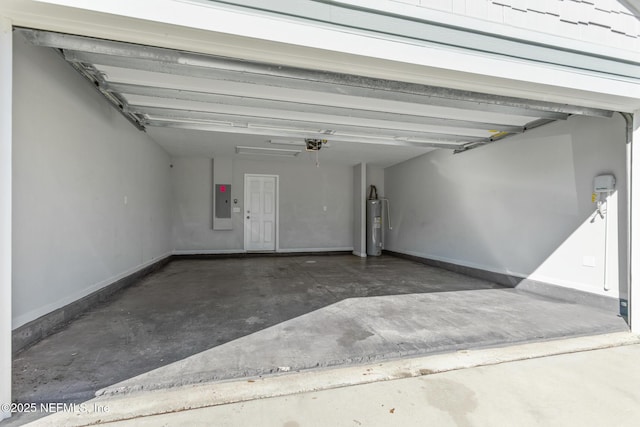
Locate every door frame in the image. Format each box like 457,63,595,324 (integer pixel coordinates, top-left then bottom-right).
243,173,279,252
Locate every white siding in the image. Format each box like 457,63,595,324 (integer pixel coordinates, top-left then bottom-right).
350,0,640,51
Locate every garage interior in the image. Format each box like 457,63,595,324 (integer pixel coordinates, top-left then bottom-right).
7,17,633,417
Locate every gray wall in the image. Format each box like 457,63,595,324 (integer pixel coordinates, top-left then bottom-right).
385,114,627,298
172,156,355,252
366,165,385,199
12,33,173,328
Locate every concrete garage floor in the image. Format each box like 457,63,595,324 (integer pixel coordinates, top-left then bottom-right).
10,255,629,412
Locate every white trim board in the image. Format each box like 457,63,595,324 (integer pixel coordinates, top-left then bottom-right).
630,111,640,333
0,15,12,422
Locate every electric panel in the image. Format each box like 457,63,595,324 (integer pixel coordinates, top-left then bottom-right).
215,184,231,218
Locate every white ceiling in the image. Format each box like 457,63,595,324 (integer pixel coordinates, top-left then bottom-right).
18,29,616,167
146,127,434,167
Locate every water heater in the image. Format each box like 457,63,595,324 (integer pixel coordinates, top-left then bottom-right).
366,199,383,256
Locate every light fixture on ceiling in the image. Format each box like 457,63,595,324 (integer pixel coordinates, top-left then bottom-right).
394,136,466,146
268,139,305,146
235,146,300,157
144,115,234,127
248,124,320,133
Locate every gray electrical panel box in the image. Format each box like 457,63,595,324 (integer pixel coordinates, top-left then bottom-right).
215,184,231,219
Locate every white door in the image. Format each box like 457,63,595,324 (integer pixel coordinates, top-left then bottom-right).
244,174,278,251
